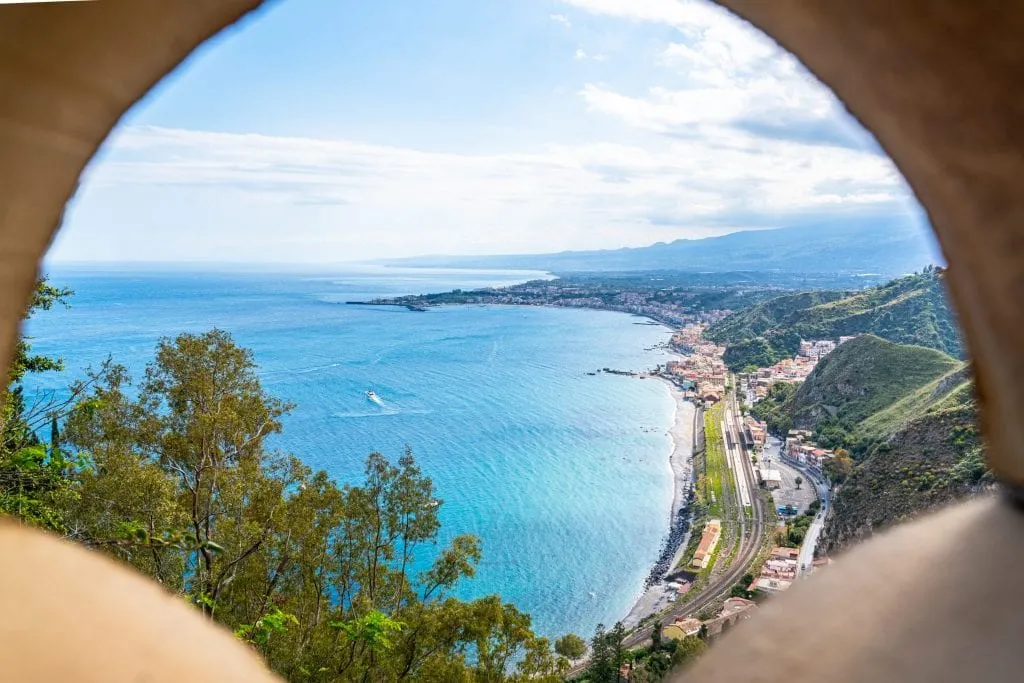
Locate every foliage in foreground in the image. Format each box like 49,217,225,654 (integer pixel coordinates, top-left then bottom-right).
579,620,707,683
1,283,576,682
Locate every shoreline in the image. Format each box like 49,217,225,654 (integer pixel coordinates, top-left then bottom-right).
623,379,697,629
351,298,694,631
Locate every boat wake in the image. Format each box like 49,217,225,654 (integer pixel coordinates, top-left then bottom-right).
333,408,398,418
333,407,434,419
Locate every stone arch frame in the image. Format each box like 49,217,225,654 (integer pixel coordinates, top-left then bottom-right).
2,1,1024,681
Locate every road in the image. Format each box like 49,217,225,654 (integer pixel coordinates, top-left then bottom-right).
794,461,831,575
770,441,832,576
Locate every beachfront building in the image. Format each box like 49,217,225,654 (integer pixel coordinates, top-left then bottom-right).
690,519,722,569
663,617,702,641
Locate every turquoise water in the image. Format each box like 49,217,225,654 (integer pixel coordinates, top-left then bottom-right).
25,266,676,639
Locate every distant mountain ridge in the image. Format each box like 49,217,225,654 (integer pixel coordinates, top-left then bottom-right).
386,221,940,275
706,268,962,371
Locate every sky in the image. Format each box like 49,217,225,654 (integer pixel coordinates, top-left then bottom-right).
48,0,923,264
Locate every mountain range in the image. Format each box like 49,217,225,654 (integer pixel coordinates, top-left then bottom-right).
705,268,962,371
387,220,941,276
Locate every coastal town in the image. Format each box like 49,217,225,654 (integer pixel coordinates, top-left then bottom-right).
618,321,845,653
354,273,819,330
361,285,848,622
355,278,897,681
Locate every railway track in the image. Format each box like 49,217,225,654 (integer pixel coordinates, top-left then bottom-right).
568,382,769,676
638,385,767,637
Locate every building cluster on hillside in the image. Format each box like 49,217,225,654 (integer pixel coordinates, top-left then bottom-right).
747,335,859,400
798,339,835,359
665,324,728,404
660,597,758,647
751,546,799,593
784,430,835,469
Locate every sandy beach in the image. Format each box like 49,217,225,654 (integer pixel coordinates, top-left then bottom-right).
623,380,697,628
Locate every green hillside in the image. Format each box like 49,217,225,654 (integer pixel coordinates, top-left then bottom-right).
821,382,986,553
858,365,973,440
749,331,987,554
788,335,961,431
707,268,962,371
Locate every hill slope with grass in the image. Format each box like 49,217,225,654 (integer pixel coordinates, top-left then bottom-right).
789,335,961,432
821,376,987,553
707,268,962,371
750,333,989,553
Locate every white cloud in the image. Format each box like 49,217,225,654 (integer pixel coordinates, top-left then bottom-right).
575,48,608,62
50,0,912,264
565,0,848,148
52,123,907,263
549,13,571,28
561,0,726,29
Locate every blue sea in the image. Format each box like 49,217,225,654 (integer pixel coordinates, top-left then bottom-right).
25,265,677,639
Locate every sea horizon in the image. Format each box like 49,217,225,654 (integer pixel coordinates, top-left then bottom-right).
24,266,679,639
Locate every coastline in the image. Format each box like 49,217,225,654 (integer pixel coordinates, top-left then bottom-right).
439,301,695,629
346,297,694,631
623,379,697,629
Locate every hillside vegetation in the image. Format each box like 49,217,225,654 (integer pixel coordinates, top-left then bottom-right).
707,268,962,371
749,332,988,553
821,380,986,553
789,335,961,432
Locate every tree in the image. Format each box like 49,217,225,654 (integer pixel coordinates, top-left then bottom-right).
667,634,708,667
824,449,854,483
650,622,662,650
589,623,615,683
46,329,572,682
609,621,627,681
795,475,803,490
554,633,587,661
0,277,85,531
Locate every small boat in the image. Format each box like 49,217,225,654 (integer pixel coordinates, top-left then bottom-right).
366,389,379,401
